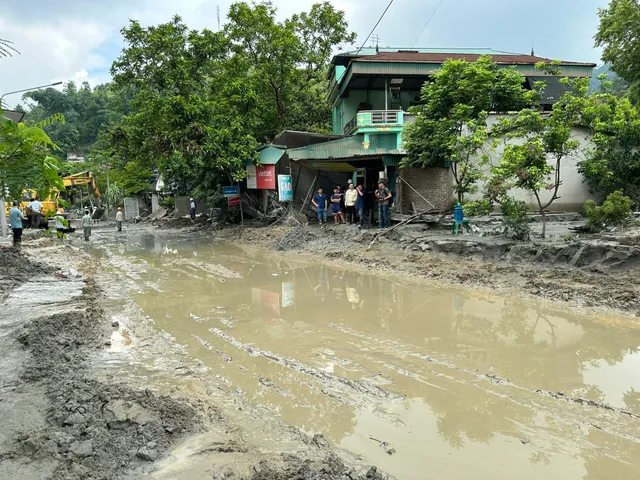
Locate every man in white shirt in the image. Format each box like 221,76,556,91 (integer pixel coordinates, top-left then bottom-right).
28,197,43,229
115,208,123,232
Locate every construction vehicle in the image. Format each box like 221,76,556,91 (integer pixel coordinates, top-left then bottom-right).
4,171,101,216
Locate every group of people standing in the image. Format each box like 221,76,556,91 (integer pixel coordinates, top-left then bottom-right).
311,180,393,230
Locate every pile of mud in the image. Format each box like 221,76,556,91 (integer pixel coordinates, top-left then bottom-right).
4,280,206,479
248,453,386,480
274,225,313,251
0,247,54,297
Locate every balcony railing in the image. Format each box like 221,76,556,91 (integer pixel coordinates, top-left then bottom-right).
342,110,405,135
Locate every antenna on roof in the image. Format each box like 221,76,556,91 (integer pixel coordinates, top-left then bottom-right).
531,39,535,56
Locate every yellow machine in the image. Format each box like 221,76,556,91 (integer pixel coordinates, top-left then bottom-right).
4,171,101,216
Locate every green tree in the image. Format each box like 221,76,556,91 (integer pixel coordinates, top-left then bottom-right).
402,56,531,203
492,69,588,238
595,0,640,101
578,94,640,205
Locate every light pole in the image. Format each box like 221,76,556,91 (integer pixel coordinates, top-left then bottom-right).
1,81,63,240
0,81,63,109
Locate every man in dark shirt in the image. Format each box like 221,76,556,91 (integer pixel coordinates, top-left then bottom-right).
375,181,392,229
312,188,328,229
356,184,366,228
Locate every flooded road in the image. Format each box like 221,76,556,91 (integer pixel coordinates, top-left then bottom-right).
94,232,640,479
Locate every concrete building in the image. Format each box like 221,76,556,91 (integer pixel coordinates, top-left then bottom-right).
255,48,596,214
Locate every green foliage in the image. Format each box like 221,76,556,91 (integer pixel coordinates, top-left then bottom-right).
595,0,640,102
578,95,640,205
402,56,531,203
491,71,589,238
462,199,493,217
0,38,18,60
110,163,151,197
499,197,531,241
104,183,124,208
158,196,175,210
584,190,633,231
0,111,65,201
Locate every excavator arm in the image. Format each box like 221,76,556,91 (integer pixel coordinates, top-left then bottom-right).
62,171,101,200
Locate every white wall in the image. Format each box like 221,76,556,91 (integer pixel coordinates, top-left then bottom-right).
465,116,596,211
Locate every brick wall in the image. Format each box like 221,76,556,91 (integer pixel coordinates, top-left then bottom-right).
396,167,452,213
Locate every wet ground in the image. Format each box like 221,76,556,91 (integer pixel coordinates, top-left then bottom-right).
84,230,640,480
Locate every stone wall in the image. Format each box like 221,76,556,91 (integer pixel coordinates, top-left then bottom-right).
396,167,452,213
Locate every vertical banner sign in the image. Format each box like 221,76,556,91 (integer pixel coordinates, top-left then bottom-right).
246,164,276,189
277,175,293,202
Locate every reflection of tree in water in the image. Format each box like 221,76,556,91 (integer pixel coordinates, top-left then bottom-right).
623,388,640,412
582,428,640,480
428,378,536,449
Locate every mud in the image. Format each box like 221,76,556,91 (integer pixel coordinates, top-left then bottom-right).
0,247,54,298
217,225,640,315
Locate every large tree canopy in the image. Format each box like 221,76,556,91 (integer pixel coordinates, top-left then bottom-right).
595,0,640,101
402,56,531,202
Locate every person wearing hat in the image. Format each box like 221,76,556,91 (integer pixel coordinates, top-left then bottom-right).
189,197,196,220
115,207,123,232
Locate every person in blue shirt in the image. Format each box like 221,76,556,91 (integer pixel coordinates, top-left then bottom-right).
355,184,366,228
9,201,25,247
330,188,344,225
312,188,328,229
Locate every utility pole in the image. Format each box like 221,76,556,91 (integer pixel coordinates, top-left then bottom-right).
217,5,221,31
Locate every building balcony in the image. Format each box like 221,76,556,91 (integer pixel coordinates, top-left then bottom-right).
342,110,415,135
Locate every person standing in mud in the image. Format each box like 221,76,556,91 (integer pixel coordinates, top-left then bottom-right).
115,207,123,232
82,210,93,241
356,184,366,228
9,200,25,247
189,197,196,220
375,181,392,230
344,184,358,224
331,188,344,225
28,196,42,230
312,188,328,229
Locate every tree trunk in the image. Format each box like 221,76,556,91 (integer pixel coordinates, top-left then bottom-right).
540,209,546,239
0,198,7,239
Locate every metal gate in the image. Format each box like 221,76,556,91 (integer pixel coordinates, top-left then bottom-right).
123,197,139,220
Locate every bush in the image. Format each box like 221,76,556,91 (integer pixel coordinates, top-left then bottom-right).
159,196,175,211
584,190,633,231
500,197,531,241
463,199,493,217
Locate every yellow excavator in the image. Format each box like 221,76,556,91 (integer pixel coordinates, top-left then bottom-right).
4,171,101,216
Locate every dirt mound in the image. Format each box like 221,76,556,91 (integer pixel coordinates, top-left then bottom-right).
0,247,54,297
249,453,387,480
7,279,205,479
274,226,313,251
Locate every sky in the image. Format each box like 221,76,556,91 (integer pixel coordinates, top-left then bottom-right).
0,0,610,109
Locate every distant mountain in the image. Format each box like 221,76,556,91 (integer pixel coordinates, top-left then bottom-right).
590,64,620,92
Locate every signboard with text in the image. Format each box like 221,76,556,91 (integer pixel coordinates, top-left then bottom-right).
228,195,241,207
277,175,293,202
223,186,239,196
246,164,276,190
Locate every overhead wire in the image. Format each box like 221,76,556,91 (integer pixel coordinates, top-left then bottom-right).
353,0,395,57
412,0,446,47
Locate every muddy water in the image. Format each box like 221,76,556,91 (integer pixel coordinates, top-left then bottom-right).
95,233,640,480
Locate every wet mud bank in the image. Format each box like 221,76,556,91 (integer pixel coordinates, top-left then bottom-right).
0,244,391,479
0,251,205,479
216,225,640,315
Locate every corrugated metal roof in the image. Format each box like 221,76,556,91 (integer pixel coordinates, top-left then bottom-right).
351,52,596,67
337,48,520,57
257,145,286,165
288,134,400,161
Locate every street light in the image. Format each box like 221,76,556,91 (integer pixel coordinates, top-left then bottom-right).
0,81,63,109
1,80,63,239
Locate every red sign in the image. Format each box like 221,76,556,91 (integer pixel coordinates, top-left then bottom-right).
247,164,276,189
228,195,241,207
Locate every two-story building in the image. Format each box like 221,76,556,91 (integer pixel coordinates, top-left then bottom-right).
256,48,596,215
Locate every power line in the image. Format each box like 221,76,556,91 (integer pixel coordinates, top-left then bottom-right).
354,0,395,57
412,0,446,47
